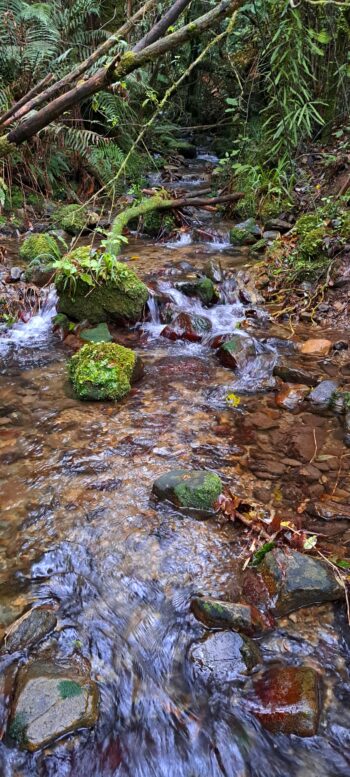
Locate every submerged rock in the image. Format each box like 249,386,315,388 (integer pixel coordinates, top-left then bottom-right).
80,323,112,344
9,661,99,751
161,312,212,343
248,665,321,737
273,364,318,386
1,607,57,655
69,342,143,401
258,548,343,615
56,249,148,324
153,469,222,513
189,631,261,684
191,597,271,635
175,275,218,305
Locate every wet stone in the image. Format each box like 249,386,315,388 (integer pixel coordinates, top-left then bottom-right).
191,597,271,635
175,275,218,305
275,383,310,411
307,380,338,410
9,661,99,751
258,548,343,615
217,336,255,370
161,312,212,343
189,630,261,685
248,665,321,737
80,323,112,344
153,469,222,514
299,338,332,356
1,607,57,655
273,364,318,386
306,500,350,522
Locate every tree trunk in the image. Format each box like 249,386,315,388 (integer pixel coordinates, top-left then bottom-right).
1,0,242,154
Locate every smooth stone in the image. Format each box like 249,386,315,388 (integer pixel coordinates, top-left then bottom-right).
203,258,223,283
10,267,22,282
175,275,217,305
161,312,212,343
189,630,261,684
307,380,338,409
9,661,99,751
191,597,271,635
1,607,57,655
153,469,222,513
259,548,343,615
275,383,310,410
218,337,255,370
265,218,292,232
273,364,318,386
299,338,332,356
249,665,321,737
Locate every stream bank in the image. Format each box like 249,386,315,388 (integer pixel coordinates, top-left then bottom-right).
0,154,350,776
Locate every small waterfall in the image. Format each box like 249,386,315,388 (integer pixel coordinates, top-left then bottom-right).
0,286,57,356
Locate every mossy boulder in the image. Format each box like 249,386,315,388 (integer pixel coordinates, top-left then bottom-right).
142,210,175,237
19,233,61,263
152,469,222,514
69,342,143,401
51,204,98,235
56,249,148,324
230,218,262,246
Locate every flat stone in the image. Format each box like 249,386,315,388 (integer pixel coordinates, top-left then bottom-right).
1,607,57,655
275,384,310,411
249,665,321,737
80,323,112,344
9,661,99,751
191,598,271,635
189,631,261,684
265,218,292,233
299,338,332,356
299,464,322,482
248,412,280,430
153,469,222,513
258,548,343,615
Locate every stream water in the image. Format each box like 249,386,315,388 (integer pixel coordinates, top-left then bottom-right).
0,158,350,776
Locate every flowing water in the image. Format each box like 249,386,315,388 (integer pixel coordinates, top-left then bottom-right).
0,158,350,776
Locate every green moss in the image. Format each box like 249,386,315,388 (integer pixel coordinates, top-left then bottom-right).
196,277,216,305
294,212,324,235
9,712,28,745
298,226,326,258
19,233,61,263
174,472,222,511
58,680,83,699
69,342,137,401
339,211,350,241
51,204,88,234
142,210,175,237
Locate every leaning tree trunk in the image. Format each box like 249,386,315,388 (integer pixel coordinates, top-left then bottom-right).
0,0,243,158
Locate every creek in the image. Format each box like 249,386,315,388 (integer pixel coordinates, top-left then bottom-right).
0,156,350,777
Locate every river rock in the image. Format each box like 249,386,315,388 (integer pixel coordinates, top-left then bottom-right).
203,258,223,283
299,338,332,356
161,312,212,343
191,597,271,635
258,548,343,615
248,665,321,737
273,364,318,386
152,469,222,513
189,631,261,684
69,342,143,401
9,661,99,751
265,218,292,233
175,275,218,305
230,219,262,246
1,607,57,655
275,383,310,411
217,336,255,370
307,380,338,410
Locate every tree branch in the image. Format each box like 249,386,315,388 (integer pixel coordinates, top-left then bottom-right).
134,0,192,51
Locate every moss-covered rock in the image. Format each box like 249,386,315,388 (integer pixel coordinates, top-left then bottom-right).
69,342,142,401
152,469,222,513
175,275,218,305
19,233,61,263
230,218,262,246
80,323,112,343
55,249,148,324
51,204,98,235
141,210,175,237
